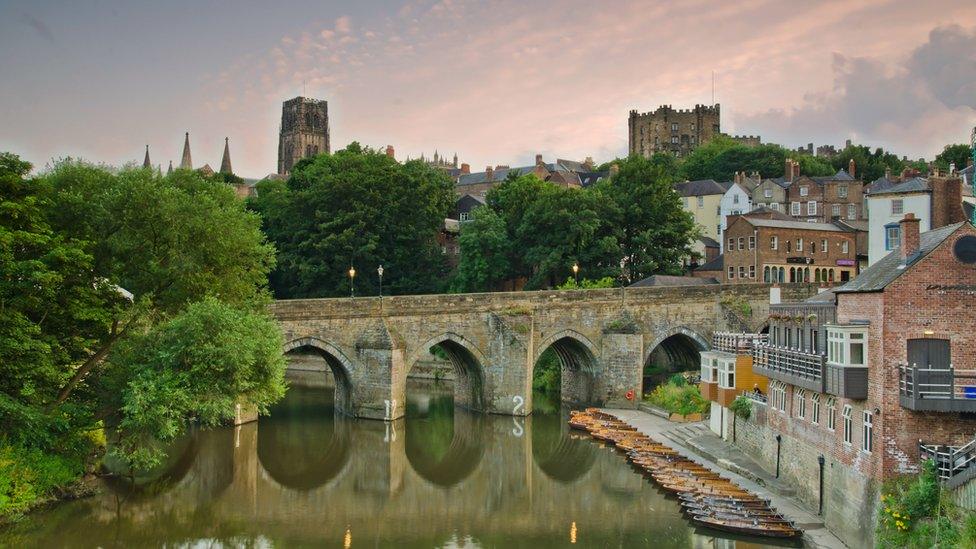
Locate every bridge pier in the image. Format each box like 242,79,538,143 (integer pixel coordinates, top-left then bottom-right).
600,332,644,409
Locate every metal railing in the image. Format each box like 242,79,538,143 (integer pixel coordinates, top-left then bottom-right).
898,364,976,403
920,438,976,487
740,390,768,404
753,343,826,381
712,332,768,354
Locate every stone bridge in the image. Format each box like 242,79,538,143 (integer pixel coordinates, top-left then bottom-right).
272,284,814,420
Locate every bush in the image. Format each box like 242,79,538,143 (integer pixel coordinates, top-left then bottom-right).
0,441,85,520
667,374,687,387
645,380,707,416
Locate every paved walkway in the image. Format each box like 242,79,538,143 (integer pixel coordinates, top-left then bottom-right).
602,408,849,549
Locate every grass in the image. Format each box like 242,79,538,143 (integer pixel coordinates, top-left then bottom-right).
644,376,708,416
0,441,86,521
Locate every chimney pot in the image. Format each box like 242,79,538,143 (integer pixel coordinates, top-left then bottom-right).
385,145,395,158
535,154,543,166
848,158,856,178
460,163,470,174
900,213,921,260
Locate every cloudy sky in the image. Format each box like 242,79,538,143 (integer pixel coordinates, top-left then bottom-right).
2,0,975,177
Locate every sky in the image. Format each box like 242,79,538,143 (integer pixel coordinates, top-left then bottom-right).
1,0,975,178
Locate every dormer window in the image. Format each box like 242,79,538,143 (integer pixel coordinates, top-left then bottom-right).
800,186,809,197
827,324,868,367
764,188,773,198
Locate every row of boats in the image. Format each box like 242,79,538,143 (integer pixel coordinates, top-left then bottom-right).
569,409,803,539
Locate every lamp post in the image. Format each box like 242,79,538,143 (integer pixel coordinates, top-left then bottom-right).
377,265,384,297
572,262,580,288
348,266,356,298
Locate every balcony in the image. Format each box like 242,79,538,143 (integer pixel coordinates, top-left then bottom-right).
898,364,976,413
752,343,826,393
712,332,767,354
920,439,976,489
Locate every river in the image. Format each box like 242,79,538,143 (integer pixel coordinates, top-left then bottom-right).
1,376,796,548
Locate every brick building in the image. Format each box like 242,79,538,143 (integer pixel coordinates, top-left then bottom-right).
628,104,720,158
723,218,976,547
455,155,598,199
723,216,857,284
784,161,864,223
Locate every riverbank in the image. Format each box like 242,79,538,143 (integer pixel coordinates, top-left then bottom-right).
0,442,101,524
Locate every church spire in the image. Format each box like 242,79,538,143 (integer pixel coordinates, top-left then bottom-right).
180,132,192,170
220,137,233,174
143,145,151,169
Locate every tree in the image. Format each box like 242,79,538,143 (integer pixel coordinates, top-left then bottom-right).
451,207,512,292
830,145,906,183
933,144,972,172
250,143,456,297
596,155,698,282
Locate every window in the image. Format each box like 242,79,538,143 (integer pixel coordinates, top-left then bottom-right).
796,389,806,419
739,266,746,278
832,204,841,217
812,330,819,353
684,197,689,207
671,136,679,144
671,122,679,132
749,265,755,278
847,204,856,220
826,398,836,430
690,123,696,131
459,212,469,222
827,325,868,367
843,405,853,445
807,201,817,215
770,383,788,412
862,411,873,453
770,203,779,211
764,188,773,198
842,241,849,254
800,186,809,197
838,185,848,198
791,202,801,215
717,225,721,236
822,239,828,254
748,236,756,250
891,199,904,215
738,237,744,251
797,238,804,252
733,194,740,204
728,237,735,250
811,240,818,254
728,266,735,279
811,394,821,424
885,224,901,251
770,236,778,250
697,196,704,208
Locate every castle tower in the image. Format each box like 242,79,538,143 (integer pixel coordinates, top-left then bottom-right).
220,137,233,174
180,132,193,170
277,96,329,175
143,145,151,169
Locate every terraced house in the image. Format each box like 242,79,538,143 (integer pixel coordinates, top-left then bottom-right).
710,217,976,547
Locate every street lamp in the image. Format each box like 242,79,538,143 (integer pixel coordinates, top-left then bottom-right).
348,266,356,298
377,265,384,297
572,262,580,288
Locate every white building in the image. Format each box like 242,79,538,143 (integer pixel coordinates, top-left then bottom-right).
717,181,752,251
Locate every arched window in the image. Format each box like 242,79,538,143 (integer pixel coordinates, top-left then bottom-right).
763,266,770,283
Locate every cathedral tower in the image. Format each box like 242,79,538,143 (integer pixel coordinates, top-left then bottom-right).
277,96,330,175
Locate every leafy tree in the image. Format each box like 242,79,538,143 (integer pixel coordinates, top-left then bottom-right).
555,276,616,290
788,153,836,177
451,207,512,292
596,155,698,282
250,143,455,297
830,145,906,183
933,143,972,172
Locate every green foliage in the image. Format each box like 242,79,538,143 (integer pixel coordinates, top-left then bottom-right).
729,396,753,420
532,348,561,394
555,276,616,290
645,379,708,416
452,207,512,292
720,294,753,317
830,145,908,184
679,136,835,181
667,374,688,387
250,143,455,297
933,143,972,171
0,440,87,520
876,460,976,548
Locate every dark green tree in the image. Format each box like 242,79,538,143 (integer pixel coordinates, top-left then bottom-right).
250,143,455,297
933,144,971,172
451,207,512,292
830,145,906,183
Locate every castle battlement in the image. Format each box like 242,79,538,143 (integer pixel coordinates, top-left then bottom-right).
629,103,720,118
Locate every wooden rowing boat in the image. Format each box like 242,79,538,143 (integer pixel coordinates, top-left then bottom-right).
688,514,802,538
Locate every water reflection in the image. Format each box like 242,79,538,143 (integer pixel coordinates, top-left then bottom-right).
0,378,795,548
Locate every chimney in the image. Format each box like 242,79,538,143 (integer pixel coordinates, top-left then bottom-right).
460,163,470,174
385,145,395,158
792,159,801,180
485,165,494,180
535,154,543,166
848,158,856,179
785,159,793,180
900,213,920,260
845,139,852,148
884,167,891,180
929,176,965,229
583,156,594,170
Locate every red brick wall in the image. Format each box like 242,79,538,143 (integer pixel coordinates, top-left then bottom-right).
723,219,856,283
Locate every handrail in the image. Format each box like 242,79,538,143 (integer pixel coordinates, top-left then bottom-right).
920,438,976,483
752,343,825,380
712,332,767,353
741,390,768,404
898,363,976,401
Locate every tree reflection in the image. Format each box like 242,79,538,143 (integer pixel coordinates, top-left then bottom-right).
530,392,597,483
404,383,485,487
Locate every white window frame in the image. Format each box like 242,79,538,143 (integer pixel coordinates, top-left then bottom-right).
796,389,806,419
843,405,853,445
770,236,778,250
770,203,779,211
797,238,804,252
717,357,736,389
847,204,856,220
800,186,809,197
738,237,744,251
891,199,904,215
733,194,740,204
838,185,848,199
811,394,821,424
748,236,756,250
827,324,868,368
807,201,817,215
791,201,801,216
842,241,849,254
862,410,873,453
826,398,836,431
739,265,746,278
764,188,773,198
728,237,735,250
459,212,470,222
697,196,704,208
728,266,735,279
832,204,841,217
821,239,828,254
749,265,755,278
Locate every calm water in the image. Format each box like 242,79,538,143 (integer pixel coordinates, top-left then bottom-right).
1,378,794,548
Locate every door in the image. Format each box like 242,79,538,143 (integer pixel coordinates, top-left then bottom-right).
908,339,951,398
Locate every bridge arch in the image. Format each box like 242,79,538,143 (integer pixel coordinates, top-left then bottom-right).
407,332,488,412
283,337,355,416
534,329,602,405
642,327,709,393
405,409,485,488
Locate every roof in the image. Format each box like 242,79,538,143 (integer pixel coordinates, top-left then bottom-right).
958,165,972,176
867,176,929,196
742,218,846,232
762,177,791,189
699,236,720,248
457,165,538,186
808,169,855,185
675,179,727,197
695,253,724,272
867,176,898,194
629,275,719,287
833,219,868,232
804,288,838,303
745,206,794,221
835,222,967,293
578,171,609,187
555,158,587,172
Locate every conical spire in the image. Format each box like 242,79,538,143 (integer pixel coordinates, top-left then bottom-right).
143,145,151,169
220,137,233,174
180,132,192,170
167,160,173,175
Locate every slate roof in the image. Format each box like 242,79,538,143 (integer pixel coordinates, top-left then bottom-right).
809,169,855,184
867,176,929,195
674,179,726,197
578,171,609,187
695,253,724,272
867,176,899,194
744,218,845,232
960,165,973,176
457,165,537,186
805,288,837,303
555,158,586,172
761,177,792,189
835,222,967,293
699,236,720,248
629,275,719,287
745,205,794,220
965,202,974,221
